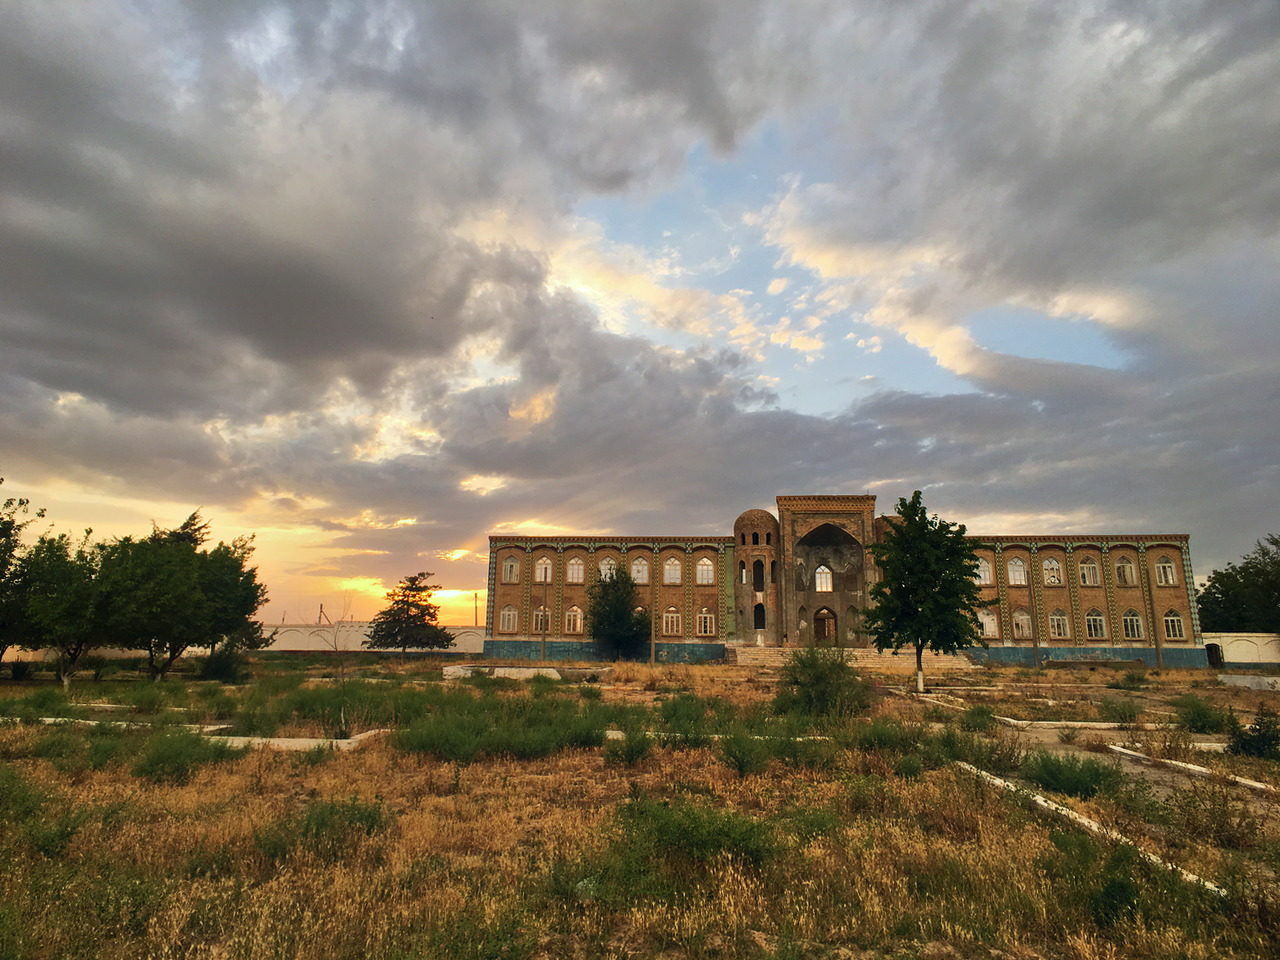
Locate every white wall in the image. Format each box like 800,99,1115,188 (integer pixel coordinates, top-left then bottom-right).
1202,632,1280,664
265,622,484,654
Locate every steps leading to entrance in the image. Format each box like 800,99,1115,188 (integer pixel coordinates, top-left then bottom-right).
728,645,980,672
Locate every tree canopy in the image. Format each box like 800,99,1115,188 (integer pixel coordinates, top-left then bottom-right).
1198,535,1280,633
363,572,455,652
0,479,45,665
585,567,649,661
864,490,990,692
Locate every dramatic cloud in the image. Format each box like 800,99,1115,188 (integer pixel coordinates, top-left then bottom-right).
2,0,1277,618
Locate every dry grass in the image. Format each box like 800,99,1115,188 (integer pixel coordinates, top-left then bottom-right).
2,662,1280,959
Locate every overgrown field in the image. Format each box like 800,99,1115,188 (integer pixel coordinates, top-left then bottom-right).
2,654,1280,958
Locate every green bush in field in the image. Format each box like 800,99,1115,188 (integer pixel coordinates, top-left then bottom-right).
1097,697,1141,725
772,647,875,718
256,797,391,863
0,767,45,822
1022,751,1124,799
931,727,1025,775
131,730,242,784
1227,705,1280,760
568,792,778,904
657,693,713,748
959,705,997,732
603,728,652,767
392,694,608,762
1171,694,1232,734
197,647,250,684
848,716,923,752
718,727,772,777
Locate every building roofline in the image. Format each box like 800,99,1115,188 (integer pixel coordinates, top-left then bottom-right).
488,534,735,544
967,533,1190,543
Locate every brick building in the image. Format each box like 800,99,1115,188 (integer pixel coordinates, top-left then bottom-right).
484,494,1203,665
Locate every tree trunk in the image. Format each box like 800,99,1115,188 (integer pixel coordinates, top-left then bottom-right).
915,644,925,694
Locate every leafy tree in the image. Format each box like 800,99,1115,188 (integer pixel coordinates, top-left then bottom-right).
585,567,649,661
0,479,45,667
363,571,455,653
1197,535,1280,633
96,513,268,679
18,533,102,689
864,491,990,693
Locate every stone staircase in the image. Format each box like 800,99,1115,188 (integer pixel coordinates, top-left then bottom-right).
727,645,980,673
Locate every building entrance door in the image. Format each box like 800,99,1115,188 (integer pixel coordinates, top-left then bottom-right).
814,608,837,646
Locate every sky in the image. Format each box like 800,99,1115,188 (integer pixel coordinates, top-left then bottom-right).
2,0,1278,625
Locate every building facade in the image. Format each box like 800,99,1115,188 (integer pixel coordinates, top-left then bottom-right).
484,494,1203,664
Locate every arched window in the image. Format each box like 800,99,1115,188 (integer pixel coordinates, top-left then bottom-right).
1156,556,1177,586
532,605,549,632
498,605,518,633
631,556,649,584
1049,609,1070,639
662,606,681,636
1078,558,1099,586
1012,609,1033,639
1163,610,1185,640
739,560,746,584
814,565,833,592
696,608,715,636
599,557,617,580
566,557,585,584
534,557,552,583
1114,558,1135,586
770,560,776,583
1085,609,1106,639
740,533,746,545
752,532,759,545
1042,558,1063,586
752,559,765,592
766,533,772,545
978,608,998,638
663,557,682,585
753,603,765,629
564,605,582,634
1122,610,1143,640
696,557,714,585
1007,558,1027,585
975,558,992,585
502,557,519,583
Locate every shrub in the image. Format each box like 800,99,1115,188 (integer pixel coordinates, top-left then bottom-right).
959,705,997,732
893,754,924,779
131,730,242,784
256,797,391,863
772,647,875,718
0,767,44,822
774,736,840,770
578,684,603,701
849,716,923,752
1097,697,1141,725
657,693,713,748
617,793,777,875
1227,705,1280,760
1171,694,1232,734
1021,750,1124,799
198,647,250,684
603,728,652,767
129,684,164,715
718,727,772,777
10,660,34,681
1106,670,1147,691
931,727,1026,774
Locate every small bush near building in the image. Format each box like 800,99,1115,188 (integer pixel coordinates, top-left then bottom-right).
1021,751,1124,799
603,728,652,767
1171,694,1232,734
1097,697,1141,725
718,727,772,777
959,705,997,732
198,647,250,684
1227,705,1280,760
772,648,875,718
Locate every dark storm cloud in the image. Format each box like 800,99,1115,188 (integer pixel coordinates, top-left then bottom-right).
1,0,1277,590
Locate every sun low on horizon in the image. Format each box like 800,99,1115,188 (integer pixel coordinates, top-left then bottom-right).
3,1,1278,627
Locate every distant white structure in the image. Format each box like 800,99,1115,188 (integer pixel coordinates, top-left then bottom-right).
266,622,483,654
1203,632,1280,666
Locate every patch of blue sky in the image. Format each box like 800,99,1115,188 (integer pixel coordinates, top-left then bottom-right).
964,306,1129,370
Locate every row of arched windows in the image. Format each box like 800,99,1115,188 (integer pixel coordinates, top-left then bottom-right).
739,531,773,546
981,606,1186,641
496,604,716,636
975,555,1179,588
503,554,716,586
